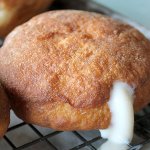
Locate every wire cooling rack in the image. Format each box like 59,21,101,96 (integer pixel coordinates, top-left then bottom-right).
0,0,150,149
0,105,150,150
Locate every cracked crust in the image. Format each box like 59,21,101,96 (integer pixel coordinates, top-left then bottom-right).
0,84,10,137
0,10,150,130
0,0,53,37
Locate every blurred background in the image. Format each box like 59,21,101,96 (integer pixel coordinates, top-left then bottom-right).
1,0,150,38
94,0,150,29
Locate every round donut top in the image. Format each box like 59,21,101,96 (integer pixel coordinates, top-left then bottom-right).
0,10,150,109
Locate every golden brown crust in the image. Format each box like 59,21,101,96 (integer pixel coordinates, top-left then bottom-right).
0,0,53,37
0,84,10,137
0,10,150,130
10,99,110,130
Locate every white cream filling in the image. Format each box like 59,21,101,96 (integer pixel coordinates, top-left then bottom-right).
99,81,134,150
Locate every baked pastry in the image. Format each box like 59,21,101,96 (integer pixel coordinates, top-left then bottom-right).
0,0,53,37
0,84,10,137
0,10,150,131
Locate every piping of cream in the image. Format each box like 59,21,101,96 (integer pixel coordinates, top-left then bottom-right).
99,81,134,150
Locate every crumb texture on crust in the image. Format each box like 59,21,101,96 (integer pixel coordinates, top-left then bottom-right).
0,84,10,137
0,0,53,37
0,10,150,129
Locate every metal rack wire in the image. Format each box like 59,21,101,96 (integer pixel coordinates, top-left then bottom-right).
0,0,150,149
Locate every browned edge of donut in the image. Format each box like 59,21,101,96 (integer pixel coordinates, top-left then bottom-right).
0,84,10,137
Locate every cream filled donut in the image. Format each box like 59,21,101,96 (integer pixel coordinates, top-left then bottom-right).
0,10,150,147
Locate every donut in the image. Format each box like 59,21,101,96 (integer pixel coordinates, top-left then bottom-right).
0,10,150,130
0,84,10,137
0,0,53,37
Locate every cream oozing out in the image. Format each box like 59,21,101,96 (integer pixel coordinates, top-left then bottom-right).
99,81,135,150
